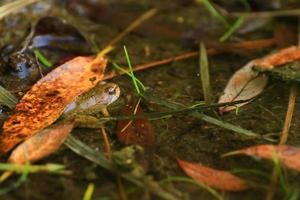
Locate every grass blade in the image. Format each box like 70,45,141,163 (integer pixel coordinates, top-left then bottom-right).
83,183,95,200
64,135,142,186
141,92,269,140
196,0,229,27
111,62,145,90
219,16,245,42
123,46,145,94
199,42,212,105
0,163,29,195
0,86,18,109
0,163,69,175
34,49,52,68
64,135,181,200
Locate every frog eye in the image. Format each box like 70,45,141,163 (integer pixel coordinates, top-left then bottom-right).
105,87,116,95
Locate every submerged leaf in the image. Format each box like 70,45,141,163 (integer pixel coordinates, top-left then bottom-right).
8,121,75,164
177,159,250,191
117,101,155,151
255,46,300,69
218,61,268,113
224,145,300,172
0,56,107,153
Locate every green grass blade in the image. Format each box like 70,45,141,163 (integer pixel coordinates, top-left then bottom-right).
196,0,229,27
64,135,142,186
34,49,52,68
287,188,299,200
0,163,29,196
271,150,289,195
0,163,70,175
123,46,145,94
141,92,268,140
83,183,95,200
0,86,18,109
200,42,212,105
64,136,181,200
219,16,245,42
111,62,146,90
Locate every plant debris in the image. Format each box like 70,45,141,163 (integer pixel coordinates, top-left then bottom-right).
177,159,250,191
0,56,107,153
218,60,268,113
223,145,300,172
117,100,155,151
8,121,74,164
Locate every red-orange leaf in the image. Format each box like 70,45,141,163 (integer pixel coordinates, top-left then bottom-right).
255,46,300,69
0,56,107,153
117,102,155,151
177,159,250,191
8,121,75,164
225,145,300,172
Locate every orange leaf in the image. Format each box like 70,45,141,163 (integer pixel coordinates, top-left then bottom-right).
225,145,300,172
0,56,107,153
8,121,75,164
117,102,155,151
255,46,300,69
177,159,250,191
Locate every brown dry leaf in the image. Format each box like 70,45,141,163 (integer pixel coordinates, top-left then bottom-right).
117,102,155,151
218,61,268,113
177,159,250,191
0,56,107,153
8,121,75,164
255,46,300,69
224,145,300,172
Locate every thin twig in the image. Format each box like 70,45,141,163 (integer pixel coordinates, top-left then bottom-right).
99,8,157,56
103,38,276,81
100,110,128,200
265,83,297,200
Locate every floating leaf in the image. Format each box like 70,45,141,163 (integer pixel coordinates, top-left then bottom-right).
117,101,155,151
218,61,268,113
0,56,107,153
177,159,250,191
224,145,300,172
8,121,74,164
255,46,300,69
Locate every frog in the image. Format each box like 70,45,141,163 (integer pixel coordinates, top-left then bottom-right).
62,82,121,125
6,82,121,164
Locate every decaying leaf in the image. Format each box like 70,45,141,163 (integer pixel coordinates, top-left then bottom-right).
177,159,250,191
255,46,300,69
224,145,300,172
117,101,155,151
8,121,75,164
218,61,268,113
0,56,107,153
